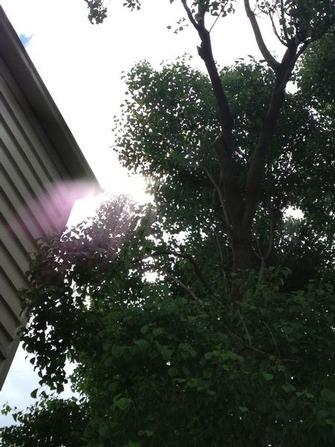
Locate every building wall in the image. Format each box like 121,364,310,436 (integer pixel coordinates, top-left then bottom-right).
0,6,99,388
0,54,76,386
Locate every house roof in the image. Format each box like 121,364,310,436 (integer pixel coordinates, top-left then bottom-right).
0,6,100,186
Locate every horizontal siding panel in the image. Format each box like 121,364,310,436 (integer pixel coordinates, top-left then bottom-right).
0,177,48,239
0,114,65,228
0,269,23,321
0,324,14,358
0,217,30,276
0,336,8,359
0,58,69,179
0,74,64,184
0,202,36,255
0,97,53,192
0,139,59,233
0,337,20,388
0,13,99,388
0,85,71,225
0,117,50,204
0,295,20,338
0,241,28,296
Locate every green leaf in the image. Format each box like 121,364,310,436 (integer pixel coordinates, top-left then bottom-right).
30,388,38,399
113,395,132,411
262,372,274,382
282,384,296,393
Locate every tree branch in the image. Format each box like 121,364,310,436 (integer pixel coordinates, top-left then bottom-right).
165,271,202,303
204,166,232,231
180,0,246,231
180,0,200,30
280,0,290,42
197,30,234,149
242,16,335,234
154,249,212,294
242,40,299,231
244,0,280,71
269,11,287,46
221,317,297,363
264,212,275,261
181,0,233,151
213,137,244,229
258,209,276,280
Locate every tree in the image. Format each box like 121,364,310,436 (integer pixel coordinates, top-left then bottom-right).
110,0,335,275
298,32,335,120
0,399,87,447
1,1,335,446
2,196,335,446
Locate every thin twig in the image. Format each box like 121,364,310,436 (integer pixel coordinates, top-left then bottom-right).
154,248,213,294
264,211,275,261
258,207,276,281
209,11,222,33
180,0,199,30
165,272,202,303
215,234,231,297
220,319,296,363
262,320,280,356
269,10,287,46
280,0,289,42
204,166,232,231
237,310,252,346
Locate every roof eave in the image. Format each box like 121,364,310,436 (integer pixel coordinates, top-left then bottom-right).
0,6,101,189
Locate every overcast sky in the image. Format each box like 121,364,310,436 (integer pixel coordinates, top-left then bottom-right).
0,0,285,426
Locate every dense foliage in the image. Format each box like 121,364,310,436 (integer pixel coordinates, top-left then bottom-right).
115,57,335,286
2,197,335,446
1,1,335,446
1,399,86,447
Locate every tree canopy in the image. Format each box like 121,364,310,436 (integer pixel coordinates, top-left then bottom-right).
1,1,335,446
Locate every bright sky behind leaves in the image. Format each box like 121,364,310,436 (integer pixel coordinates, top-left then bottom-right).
0,0,285,425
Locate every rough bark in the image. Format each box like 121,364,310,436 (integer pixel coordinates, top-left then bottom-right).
231,230,256,273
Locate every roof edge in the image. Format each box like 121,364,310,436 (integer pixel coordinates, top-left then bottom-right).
0,6,101,188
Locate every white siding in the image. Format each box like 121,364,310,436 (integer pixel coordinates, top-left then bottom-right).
0,7,98,388
0,56,75,385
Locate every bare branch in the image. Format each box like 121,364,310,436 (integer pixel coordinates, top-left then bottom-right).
165,272,202,303
264,212,275,261
258,210,275,280
181,0,233,150
153,249,213,294
280,0,290,42
197,30,234,148
209,11,223,33
262,320,280,356
204,166,232,231
242,41,298,231
212,137,244,229
180,1,246,230
241,19,335,233
180,0,200,30
269,11,287,46
215,234,224,267
244,0,280,71
237,310,252,346
221,317,297,363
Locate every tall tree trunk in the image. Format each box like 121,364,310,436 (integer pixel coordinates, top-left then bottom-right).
231,228,255,273
230,227,256,300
